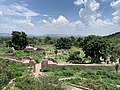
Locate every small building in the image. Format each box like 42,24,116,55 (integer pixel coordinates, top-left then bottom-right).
24,45,35,52
24,44,45,53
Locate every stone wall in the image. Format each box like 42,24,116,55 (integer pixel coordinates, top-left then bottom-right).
41,59,115,69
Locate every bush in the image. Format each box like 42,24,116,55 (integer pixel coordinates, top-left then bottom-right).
66,78,81,85
42,67,51,72
67,51,84,64
54,70,74,77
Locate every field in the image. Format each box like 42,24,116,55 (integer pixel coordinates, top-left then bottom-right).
43,67,120,90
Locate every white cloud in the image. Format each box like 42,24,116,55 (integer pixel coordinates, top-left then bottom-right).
43,14,49,17
78,0,100,25
0,0,120,36
12,18,34,27
0,2,39,32
52,15,69,25
74,0,87,5
70,0,118,35
37,14,116,36
89,1,99,11
111,0,120,25
110,0,120,9
0,11,2,16
0,3,39,18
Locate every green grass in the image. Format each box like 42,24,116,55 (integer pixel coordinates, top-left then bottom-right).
43,66,120,90
0,44,10,54
0,58,31,90
12,76,66,90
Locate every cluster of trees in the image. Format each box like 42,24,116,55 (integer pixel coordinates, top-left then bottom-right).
82,35,111,63
55,35,120,64
55,38,71,49
2,31,120,63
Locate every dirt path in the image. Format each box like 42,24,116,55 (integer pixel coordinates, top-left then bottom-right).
3,79,15,90
70,86,82,90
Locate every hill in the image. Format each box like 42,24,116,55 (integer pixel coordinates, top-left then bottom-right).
0,33,11,37
42,34,83,38
106,32,120,38
105,32,120,47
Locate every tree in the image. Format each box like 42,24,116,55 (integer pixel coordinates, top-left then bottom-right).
115,63,119,73
110,55,117,64
109,46,120,63
44,36,51,44
82,35,111,63
55,38,71,49
11,31,28,50
69,36,75,46
54,49,58,56
77,37,83,47
67,51,83,64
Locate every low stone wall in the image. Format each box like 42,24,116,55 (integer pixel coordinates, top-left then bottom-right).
47,63,115,69
41,59,115,69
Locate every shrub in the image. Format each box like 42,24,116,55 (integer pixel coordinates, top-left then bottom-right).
67,51,84,64
54,70,74,77
42,67,51,72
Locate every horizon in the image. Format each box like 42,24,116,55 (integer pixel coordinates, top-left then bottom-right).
0,0,120,36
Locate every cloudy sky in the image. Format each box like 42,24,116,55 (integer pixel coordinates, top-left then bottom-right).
0,0,120,36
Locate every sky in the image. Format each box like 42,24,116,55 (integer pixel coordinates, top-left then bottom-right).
0,0,120,36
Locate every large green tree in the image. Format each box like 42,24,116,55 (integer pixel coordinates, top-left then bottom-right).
55,38,71,49
82,35,111,63
11,31,28,50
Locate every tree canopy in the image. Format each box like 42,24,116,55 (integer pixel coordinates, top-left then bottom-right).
11,31,28,50
55,38,71,49
82,35,111,63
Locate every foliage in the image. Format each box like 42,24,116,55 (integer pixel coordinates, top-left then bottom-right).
67,51,84,64
55,38,71,49
10,31,28,50
14,76,65,90
82,35,111,63
47,67,120,90
42,67,74,77
0,58,31,90
44,36,52,44
54,49,58,55
115,63,119,73
54,70,74,77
